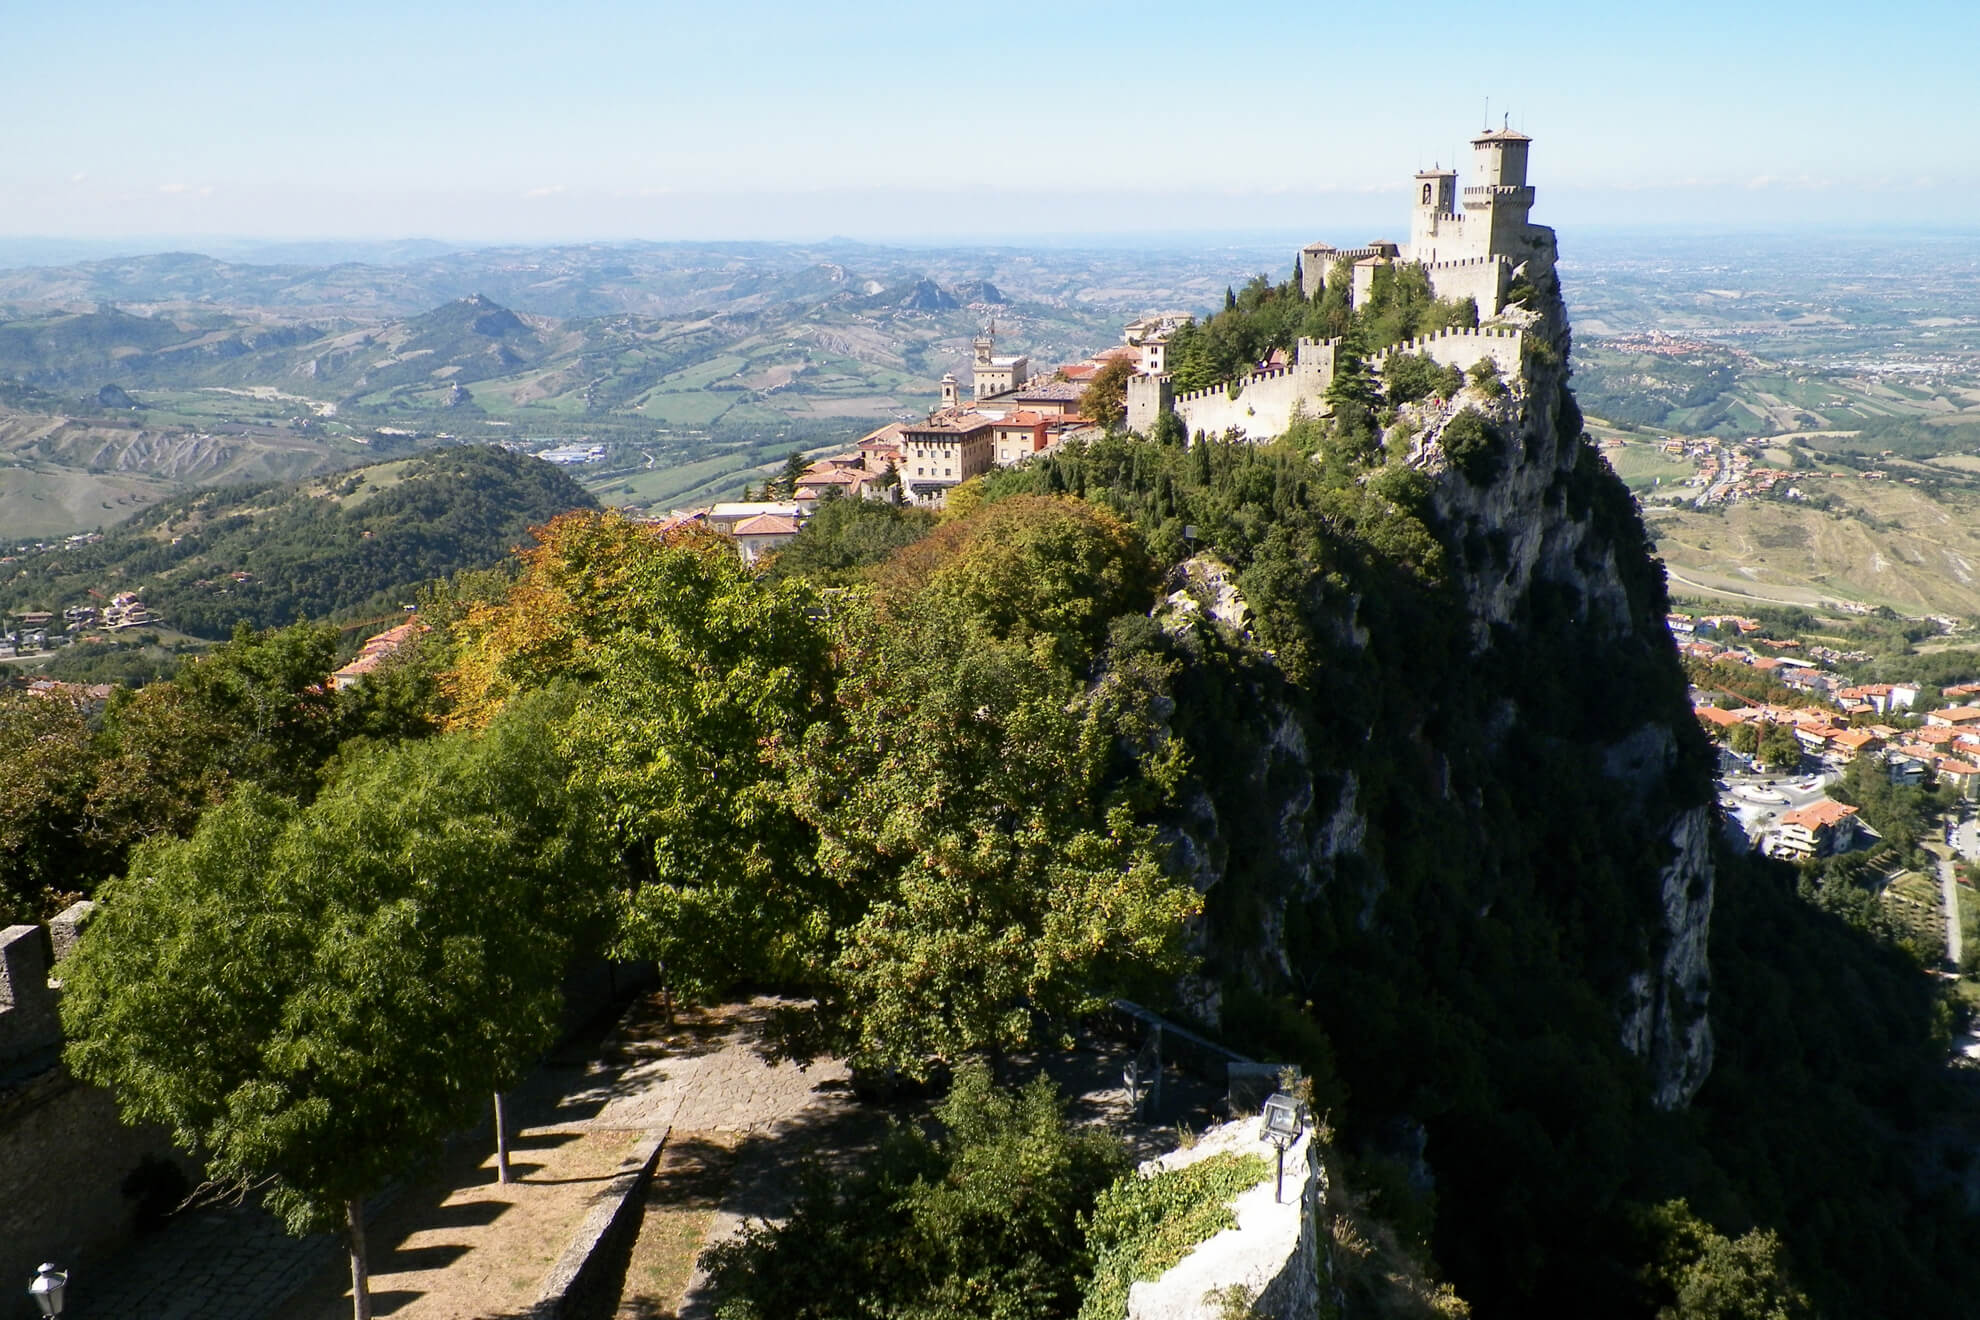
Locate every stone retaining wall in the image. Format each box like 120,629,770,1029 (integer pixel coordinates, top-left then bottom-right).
1125,1117,1331,1320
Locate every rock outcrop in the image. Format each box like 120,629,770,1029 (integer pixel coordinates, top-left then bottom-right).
1161,219,1716,1118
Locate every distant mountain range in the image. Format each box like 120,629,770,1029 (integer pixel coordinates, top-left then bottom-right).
0,240,1283,538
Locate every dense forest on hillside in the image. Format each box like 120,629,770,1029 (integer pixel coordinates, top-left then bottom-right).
18,248,1980,1317
0,446,596,637
21,432,1980,1317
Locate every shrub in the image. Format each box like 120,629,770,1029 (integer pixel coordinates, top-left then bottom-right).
1441,409,1506,485
1383,353,1463,405
1080,1150,1271,1319
707,1062,1127,1320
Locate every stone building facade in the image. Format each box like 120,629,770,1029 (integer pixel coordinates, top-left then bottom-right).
1130,125,1550,442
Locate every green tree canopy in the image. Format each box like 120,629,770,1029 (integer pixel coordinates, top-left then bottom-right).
706,1061,1127,1320
1079,358,1135,432
556,535,837,999
875,495,1159,674
0,692,96,924
1640,1199,1812,1320
765,494,936,586
62,693,607,1313
783,587,1196,1075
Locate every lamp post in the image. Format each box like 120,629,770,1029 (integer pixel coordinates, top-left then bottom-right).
1258,1092,1306,1204
28,1263,67,1317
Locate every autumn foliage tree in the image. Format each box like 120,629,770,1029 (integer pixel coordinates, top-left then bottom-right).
1079,357,1134,432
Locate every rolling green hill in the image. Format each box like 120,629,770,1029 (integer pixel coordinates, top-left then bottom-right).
0,241,1288,535
0,445,596,637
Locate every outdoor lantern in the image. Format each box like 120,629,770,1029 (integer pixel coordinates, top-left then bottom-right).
1258,1091,1307,1203
28,1263,67,1317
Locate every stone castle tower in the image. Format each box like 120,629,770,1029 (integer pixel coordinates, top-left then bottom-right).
1408,126,1534,267
1129,124,1553,440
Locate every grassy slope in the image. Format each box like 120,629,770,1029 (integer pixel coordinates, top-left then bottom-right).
1643,477,1980,614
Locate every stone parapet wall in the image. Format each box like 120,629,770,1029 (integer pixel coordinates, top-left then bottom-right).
0,1063,195,1302
1125,1117,1331,1320
1,903,198,1299
1372,325,1524,379
1173,371,1311,444
1422,255,1509,314
0,922,61,1066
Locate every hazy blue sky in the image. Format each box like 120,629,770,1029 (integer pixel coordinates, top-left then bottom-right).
8,0,1977,243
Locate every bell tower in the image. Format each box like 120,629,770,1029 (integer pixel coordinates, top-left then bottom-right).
1410,167,1459,264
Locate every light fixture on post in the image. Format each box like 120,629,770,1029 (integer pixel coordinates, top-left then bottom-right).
28,1263,68,1317
1258,1092,1306,1204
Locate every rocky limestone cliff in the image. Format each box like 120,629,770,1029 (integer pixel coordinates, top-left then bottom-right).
1154,221,1716,1119
1405,228,1713,1108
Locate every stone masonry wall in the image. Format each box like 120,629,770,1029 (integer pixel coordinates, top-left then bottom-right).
0,923,60,1065
1422,256,1508,318
1370,326,1524,381
1173,369,1311,444
0,1064,195,1298
1126,1117,1329,1320
0,904,198,1298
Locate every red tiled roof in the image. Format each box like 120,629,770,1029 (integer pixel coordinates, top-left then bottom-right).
800,468,864,486
856,422,906,447
1781,800,1858,830
331,618,431,685
733,514,801,536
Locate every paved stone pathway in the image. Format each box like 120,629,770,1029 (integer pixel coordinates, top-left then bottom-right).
72,1200,340,1320
541,996,851,1138
72,997,1217,1319
70,994,852,1320
1943,852,1965,970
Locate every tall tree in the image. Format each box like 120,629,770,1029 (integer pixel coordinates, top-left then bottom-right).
0,692,96,923
554,532,837,1000
784,497,1194,1074
61,694,607,1320
1079,358,1135,432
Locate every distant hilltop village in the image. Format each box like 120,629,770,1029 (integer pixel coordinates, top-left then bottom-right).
660,125,1555,552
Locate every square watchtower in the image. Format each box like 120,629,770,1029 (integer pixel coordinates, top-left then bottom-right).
1462,128,1536,261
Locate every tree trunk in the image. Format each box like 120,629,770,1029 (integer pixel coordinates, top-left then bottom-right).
347,1197,373,1320
494,1091,513,1184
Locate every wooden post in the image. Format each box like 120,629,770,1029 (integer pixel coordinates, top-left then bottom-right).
347,1197,373,1320
494,1091,513,1184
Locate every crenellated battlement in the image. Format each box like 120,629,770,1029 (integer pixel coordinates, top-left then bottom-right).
0,903,94,1069
1371,325,1525,383
1173,363,1295,406
0,926,58,1067
1372,326,1521,359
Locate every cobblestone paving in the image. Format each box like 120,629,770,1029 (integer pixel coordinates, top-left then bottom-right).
542,996,852,1137
70,996,849,1320
72,1201,339,1320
